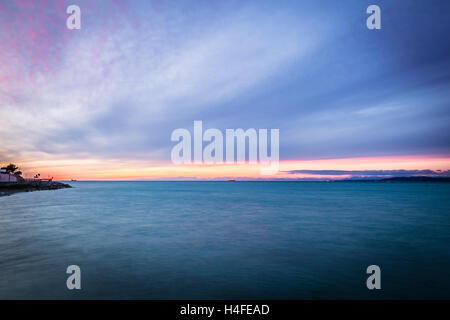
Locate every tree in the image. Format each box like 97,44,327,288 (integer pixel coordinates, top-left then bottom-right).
5,163,19,174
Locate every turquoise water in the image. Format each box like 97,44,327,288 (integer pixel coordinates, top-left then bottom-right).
0,181,449,299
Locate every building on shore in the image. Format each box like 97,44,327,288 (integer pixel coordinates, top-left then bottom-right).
0,172,18,183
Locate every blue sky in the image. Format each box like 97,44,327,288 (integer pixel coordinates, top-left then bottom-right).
0,0,449,178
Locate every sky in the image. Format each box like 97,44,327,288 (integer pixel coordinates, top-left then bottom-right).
0,0,449,180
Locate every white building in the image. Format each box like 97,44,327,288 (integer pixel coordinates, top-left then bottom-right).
0,172,18,182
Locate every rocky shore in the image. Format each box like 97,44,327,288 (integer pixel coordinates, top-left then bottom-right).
0,181,72,197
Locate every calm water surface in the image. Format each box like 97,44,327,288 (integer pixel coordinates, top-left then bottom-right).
1,181,449,299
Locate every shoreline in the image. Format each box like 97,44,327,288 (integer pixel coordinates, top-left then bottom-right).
0,181,72,197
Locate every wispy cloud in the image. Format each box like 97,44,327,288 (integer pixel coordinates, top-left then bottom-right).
0,2,316,164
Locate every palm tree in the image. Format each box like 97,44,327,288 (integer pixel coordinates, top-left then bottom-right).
5,163,19,174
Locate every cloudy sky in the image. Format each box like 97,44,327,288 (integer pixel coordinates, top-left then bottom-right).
0,0,449,180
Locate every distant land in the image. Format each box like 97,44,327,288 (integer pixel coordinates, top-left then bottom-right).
337,176,450,182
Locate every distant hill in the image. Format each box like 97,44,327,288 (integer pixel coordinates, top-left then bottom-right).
334,176,450,182
378,176,450,182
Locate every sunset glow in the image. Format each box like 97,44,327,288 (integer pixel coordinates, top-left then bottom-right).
1,1,449,181
11,155,450,181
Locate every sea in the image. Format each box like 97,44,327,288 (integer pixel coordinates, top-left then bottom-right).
1,181,449,299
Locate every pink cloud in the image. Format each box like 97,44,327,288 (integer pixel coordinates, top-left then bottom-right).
0,0,138,101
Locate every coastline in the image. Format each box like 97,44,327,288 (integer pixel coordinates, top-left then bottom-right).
0,181,72,197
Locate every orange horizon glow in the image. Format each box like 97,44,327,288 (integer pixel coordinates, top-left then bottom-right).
5,154,450,180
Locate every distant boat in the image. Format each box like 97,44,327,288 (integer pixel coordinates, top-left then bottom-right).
71,179,77,182
228,179,236,182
